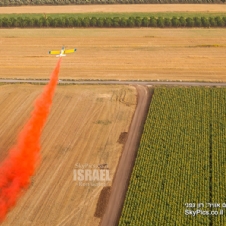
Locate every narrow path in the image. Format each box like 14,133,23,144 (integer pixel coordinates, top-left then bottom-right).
1,79,226,86
100,85,151,226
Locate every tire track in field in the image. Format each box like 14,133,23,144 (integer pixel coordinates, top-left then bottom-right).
56,188,101,226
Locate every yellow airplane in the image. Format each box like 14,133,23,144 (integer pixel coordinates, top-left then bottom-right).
49,46,76,57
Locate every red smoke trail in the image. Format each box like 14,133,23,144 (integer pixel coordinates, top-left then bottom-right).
0,58,61,221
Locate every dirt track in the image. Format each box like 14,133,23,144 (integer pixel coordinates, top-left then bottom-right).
0,5,225,14
2,79,226,86
100,85,151,226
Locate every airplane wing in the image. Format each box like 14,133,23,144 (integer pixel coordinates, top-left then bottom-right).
49,50,61,55
64,49,77,54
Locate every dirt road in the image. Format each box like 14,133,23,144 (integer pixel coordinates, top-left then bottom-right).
2,79,226,86
100,85,151,226
0,5,225,14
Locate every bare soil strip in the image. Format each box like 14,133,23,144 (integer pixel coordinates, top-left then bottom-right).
0,5,225,14
94,186,111,218
2,79,226,86
100,85,152,226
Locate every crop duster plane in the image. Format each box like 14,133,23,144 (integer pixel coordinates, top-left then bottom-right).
49,46,76,57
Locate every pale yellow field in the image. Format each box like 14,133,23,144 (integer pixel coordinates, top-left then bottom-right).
0,4,225,14
1,28,226,81
0,84,137,226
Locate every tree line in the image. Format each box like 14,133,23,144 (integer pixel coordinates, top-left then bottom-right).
0,16,226,27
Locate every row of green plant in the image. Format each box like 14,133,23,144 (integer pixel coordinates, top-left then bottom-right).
119,87,226,225
211,89,226,225
0,0,224,6
1,16,226,27
1,12,226,19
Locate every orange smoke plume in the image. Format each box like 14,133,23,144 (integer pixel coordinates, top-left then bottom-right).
0,58,61,221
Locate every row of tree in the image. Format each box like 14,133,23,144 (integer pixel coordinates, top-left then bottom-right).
0,0,224,6
0,16,226,27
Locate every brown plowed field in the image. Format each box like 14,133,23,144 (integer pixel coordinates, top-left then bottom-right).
1,28,226,81
0,5,225,14
0,84,136,226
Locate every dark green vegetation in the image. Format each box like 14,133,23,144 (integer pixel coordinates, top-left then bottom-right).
1,12,226,19
0,0,224,6
119,87,226,225
1,15,226,27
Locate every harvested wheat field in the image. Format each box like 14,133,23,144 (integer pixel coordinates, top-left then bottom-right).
1,28,226,81
0,5,225,14
0,84,136,226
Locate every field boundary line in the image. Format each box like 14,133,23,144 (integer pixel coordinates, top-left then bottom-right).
100,85,152,226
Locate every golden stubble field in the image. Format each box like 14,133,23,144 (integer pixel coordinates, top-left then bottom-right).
0,28,226,81
0,84,136,226
0,4,225,13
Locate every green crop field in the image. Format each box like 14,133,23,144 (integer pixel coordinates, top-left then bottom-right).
119,87,226,225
